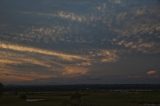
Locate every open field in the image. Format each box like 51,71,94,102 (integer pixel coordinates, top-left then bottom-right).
1,90,160,106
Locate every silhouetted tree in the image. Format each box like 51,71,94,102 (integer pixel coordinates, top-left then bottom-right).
0,82,4,96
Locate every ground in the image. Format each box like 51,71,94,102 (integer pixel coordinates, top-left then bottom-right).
0,91,160,106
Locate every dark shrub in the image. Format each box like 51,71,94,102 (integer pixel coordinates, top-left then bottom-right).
0,82,4,96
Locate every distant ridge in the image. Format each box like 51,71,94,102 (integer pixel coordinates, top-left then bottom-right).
4,84,160,92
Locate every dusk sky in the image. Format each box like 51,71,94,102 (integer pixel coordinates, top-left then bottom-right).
0,0,160,85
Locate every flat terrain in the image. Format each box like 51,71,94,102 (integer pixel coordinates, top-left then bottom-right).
0,91,160,106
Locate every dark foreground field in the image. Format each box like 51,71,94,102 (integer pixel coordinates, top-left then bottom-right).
1,90,160,106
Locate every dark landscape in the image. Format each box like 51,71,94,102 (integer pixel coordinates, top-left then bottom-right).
0,84,160,106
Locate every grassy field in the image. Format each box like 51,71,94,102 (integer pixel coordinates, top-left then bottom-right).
0,91,160,106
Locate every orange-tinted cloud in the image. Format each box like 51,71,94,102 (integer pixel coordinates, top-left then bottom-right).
0,42,119,65
0,42,119,83
147,70,157,76
62,66,89,77
0,72,53,83
0,42,87,62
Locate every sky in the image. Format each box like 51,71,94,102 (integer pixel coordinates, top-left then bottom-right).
0,0,160,85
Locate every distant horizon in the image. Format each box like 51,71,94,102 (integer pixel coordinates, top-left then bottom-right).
3,83,160,86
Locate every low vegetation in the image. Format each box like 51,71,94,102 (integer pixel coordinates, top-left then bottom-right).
0,90,160,106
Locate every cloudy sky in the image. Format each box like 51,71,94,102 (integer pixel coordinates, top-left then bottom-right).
0,0,160,85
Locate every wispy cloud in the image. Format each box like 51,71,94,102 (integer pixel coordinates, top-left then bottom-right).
0,42,119,83
21,11,87,23
0,71,53,83
0,42,87,62
113,39,160,54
